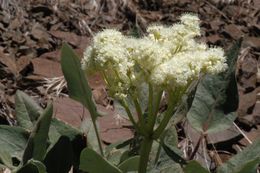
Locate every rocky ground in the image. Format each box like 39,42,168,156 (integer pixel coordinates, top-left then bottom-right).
0,0,260,170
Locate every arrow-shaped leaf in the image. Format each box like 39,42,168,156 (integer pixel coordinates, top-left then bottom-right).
0,125,29,162
80,148,122,173
22,103,53,163
15,90,43,130
187,40,241,134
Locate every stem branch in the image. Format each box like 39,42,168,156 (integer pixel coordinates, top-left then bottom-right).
93,120,104,156
120,99,148,136
153,87,186,139
133,98,146,128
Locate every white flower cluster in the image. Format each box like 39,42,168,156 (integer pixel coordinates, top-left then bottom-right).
82,14,227,98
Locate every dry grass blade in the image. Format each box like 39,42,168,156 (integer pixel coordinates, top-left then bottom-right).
208,136,224,167
202,137,210,170
233,122,252,144
43,76,67,97
79,19,95,36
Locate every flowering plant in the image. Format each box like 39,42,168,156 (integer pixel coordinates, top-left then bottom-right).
0,10,258,173
80,13,227,173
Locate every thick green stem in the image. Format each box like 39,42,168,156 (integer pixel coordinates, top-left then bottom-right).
138,86,163,173
138,137,153,173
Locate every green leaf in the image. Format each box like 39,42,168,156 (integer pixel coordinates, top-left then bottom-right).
0,125,29,162
183,161,210,173
187,76,237,134
16,159,46,173
151,140,184,173
22,104,53,163
48,117,84,151
0,150,15,169
50,118,82,141
159,124,187,166
105,140,132,165
217,139,260,173
15,90,82,143
80,148,122,173
48,118,86,170
44,136,73,173
235,158,260,173
161,125,186,165
162,143,186,166
0,163,7,169
118,156,139,173
106,149,125,166
225,38,242,70
61,43,99,121
187,40,241,134
15,90,42,130
223,39,242,113
105,140,132,155
163,125,178,148
150,160,184,173
80,118,100,153
119,151,131,164
186,80,200,111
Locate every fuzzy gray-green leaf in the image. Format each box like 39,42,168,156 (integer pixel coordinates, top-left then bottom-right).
15,90,43,130
80,148,122,173
118,156,139,173
0,125,29,162
217,139,260,173
183,161,210,173
187,40,241,134
16,159,47,173
22,103,53,163
44,136,73,173
187,76,237,134
61,43,99,121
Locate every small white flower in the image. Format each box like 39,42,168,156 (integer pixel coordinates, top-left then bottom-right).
180,14,200,36
81,14,227,98
147,25,172,42
131,39,170,72
93,29,124,45
151,52,198,87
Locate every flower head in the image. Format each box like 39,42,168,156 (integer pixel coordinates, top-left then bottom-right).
93,29,124,45
151,52,197,87
82,14,227,98
147,25,173,43
180,13,200,36
130,39,171,72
